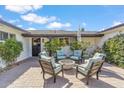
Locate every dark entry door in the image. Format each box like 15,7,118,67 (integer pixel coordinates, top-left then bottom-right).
32,38,41,56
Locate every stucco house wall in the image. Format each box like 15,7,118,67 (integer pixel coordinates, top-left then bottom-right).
98,26,124,48
81,37,101,46
0,23,32,68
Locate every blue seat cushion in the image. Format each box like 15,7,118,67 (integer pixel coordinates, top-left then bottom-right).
73,50,82,57
70,56,80,60
57,55,66,59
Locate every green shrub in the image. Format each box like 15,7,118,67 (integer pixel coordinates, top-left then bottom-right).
70,40,90,50
81,41,90,51
103,34,124,68
44,38,61,56
0,39,23,65
70,41,82,50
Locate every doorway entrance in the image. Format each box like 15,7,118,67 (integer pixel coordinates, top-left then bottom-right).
32,38,41,56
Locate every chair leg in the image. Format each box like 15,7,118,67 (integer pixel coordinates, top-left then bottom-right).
76,72,78,78
96,72,99,80
53,75,56,83
62,70,64,77
86,76,89,85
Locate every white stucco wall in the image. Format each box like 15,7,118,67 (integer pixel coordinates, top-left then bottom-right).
98,30,124,48
0,23,32,68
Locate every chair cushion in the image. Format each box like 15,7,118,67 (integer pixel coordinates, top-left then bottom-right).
73,50,82,57
78,59,102,75
50,57,57,68
54,63,61,68
39,51,48,58
93,53,105,60
79,58,94,70
78,66,88,75
40,55,51,62
57,55,66,59
70,56,79,60
40,56,57,68
54,65,62,74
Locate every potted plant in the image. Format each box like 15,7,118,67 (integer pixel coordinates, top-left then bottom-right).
44,38,61,56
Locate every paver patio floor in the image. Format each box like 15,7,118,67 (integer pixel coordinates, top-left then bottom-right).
0,57,124,88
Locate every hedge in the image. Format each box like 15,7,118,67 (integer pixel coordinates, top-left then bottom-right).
103,34,124,68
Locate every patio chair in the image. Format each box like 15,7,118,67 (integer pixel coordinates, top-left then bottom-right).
39,55,64,83
70,50,83,64
76,59,104,85
84,52,106,72
55,49,67,61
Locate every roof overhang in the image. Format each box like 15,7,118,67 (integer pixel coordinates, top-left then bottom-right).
22,33,104,37
0,19,28,33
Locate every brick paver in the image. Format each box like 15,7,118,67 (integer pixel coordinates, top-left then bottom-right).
0,57,124,88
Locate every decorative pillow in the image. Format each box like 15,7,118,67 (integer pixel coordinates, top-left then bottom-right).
74,50,82,57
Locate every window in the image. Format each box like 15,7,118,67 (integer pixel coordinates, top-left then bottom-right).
10,34,16,39
0,31,8,40
0,31,16,41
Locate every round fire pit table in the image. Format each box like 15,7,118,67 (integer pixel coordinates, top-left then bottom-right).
58,59,75,70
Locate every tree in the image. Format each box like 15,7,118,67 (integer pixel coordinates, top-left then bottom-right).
0,39,23,65
81,28,85,32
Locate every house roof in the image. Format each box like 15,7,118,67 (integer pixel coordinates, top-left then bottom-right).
99,23,124,33
22,30,104,37
0,19,28,33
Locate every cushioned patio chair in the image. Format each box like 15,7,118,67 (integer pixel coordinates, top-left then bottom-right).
76,59,104,85
84,52,106,72
55,49,67,61
70,50,83,64
39,52,64,83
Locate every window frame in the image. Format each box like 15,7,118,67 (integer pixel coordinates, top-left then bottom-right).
0,30,16,42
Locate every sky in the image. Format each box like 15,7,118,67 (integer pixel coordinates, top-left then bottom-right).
0,5,124,31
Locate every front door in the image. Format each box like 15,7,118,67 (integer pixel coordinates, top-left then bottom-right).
32,38,41,56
